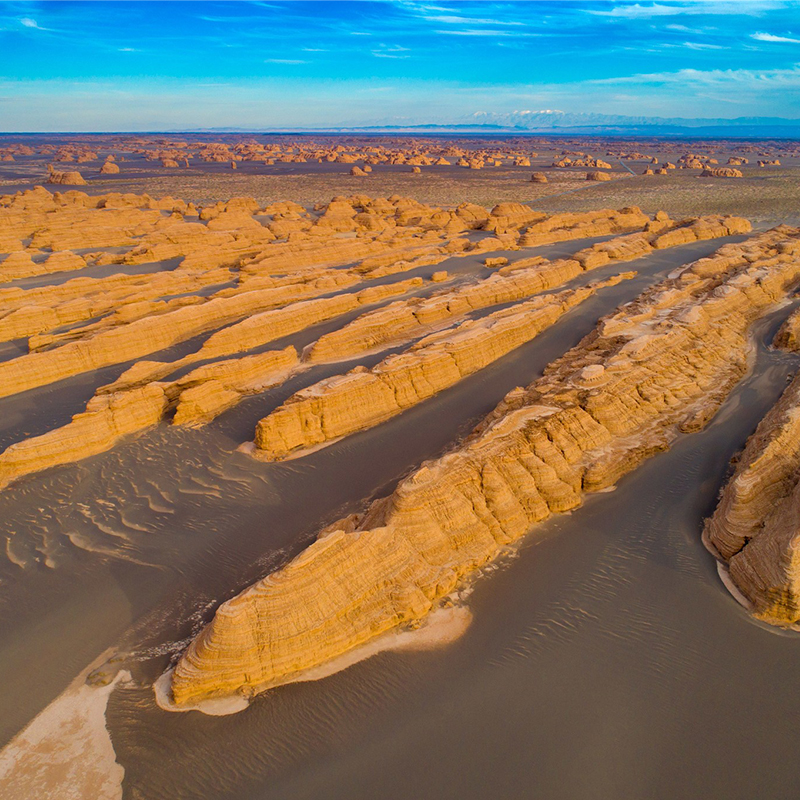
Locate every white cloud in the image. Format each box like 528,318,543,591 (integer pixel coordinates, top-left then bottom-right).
590,64,800,89
423,15,524,26
683,41,726,49
264,58,307,64
588,1,780,18
19,17,48,30
752,31,800,43
435,28,535,37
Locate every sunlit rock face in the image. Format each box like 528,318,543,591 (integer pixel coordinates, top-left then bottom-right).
705,372,800,626
170,225,800,707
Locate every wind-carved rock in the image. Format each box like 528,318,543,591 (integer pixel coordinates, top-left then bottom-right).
704,368,800,626
169,225,800,706
253,275,634,461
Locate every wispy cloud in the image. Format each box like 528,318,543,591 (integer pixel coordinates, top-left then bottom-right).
752,31,800,43
264,58,307,65
588,1,780,18
423,15,524,26
372,43,410,58
683,41,726,50
19,17,52,31
435,28,536,37
590,64,800,89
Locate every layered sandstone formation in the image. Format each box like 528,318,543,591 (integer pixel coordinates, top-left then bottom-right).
101,277,426,394
306,215,749,362
704,372,800,625
253,275,633,461
170,225,800,705
0,271,360,399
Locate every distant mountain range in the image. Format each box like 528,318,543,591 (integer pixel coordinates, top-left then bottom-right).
167,110,800,138
327,110,800,137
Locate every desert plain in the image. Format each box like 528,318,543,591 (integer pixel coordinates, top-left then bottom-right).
1,133,800,799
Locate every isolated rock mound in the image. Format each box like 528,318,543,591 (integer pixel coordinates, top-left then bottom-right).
701,167,742,178
46,167,87,186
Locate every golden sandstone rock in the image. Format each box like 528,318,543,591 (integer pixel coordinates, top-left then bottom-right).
704,372,800,625
0,274,358,398
253,276,633,461
46,168,87,186
774,307,800,352
0,276,428,485
586,171,611,181
103,278,425,393
170,347,298,427
701,167,743,178
170,224,800,706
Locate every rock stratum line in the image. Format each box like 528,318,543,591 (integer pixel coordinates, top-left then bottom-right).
169,225,800,706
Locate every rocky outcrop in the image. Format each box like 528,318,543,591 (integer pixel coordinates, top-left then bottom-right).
0,344,297,488
0,272,360,399
253,275,633,461
169,225,800,706
701,167,743,178
46,168,87,186
704,372,800,625
170,347,298,427
773,307,800,352
586,171,611,181
517,208,650,247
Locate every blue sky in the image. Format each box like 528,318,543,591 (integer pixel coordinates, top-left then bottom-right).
1,0,799,130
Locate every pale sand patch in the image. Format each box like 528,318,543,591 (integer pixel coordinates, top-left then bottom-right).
0,659,127,800
156,604,472,716
716,561,755,612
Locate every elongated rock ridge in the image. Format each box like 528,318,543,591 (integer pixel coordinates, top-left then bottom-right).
305,215,749,362
253,274,633,460
704,371,800,625
169,225,800,705
0,347,297,489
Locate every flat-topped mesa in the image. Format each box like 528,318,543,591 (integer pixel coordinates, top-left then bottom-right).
704,372,800,626
0,346,298,490
169,225,800,707
304,215,750,363
253,274,634,461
